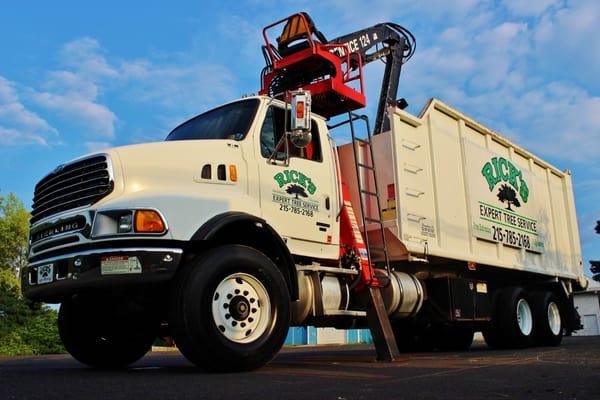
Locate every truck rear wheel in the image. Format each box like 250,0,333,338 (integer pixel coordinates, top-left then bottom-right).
531,291,563,346
171,245,290,372
58,298,156,368
484,287,533,349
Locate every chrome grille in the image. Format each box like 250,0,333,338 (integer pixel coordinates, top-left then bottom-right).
31,155,113,224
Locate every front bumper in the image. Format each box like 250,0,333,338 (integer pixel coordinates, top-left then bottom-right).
22,246,183,303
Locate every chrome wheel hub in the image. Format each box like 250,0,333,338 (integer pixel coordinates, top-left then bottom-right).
516,298,533,336
547,301,561,336
211,273,271,343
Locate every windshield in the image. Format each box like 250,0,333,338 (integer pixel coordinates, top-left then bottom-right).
165,99,260,141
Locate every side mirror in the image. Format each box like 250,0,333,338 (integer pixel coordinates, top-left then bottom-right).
290,90,312,148
290,130,312,148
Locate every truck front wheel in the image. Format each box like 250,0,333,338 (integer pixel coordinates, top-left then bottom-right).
531,291,563,346
58,298,156,368
171,245,290,372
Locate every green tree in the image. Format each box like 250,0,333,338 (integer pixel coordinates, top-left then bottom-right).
591,221,600,282
0,191,64,355
497,184,521,211
0,192,30,276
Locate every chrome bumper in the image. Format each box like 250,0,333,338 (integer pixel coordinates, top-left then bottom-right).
22,246,183,302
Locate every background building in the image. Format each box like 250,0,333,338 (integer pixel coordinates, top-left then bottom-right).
574,279,600,336
284,327,373,345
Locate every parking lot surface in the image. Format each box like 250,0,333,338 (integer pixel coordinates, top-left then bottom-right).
1,336,599,399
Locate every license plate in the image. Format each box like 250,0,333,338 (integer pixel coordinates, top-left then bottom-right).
101,256,142,275
37,264,54,284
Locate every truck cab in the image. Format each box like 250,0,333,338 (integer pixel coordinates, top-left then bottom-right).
25,95,339,291
23,96,359,371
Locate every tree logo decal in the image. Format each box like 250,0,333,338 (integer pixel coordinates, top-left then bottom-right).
497,184,521,210
285,184,308,199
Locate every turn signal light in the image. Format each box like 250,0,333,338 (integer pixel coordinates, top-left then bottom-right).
135,210,165,233
229,165,237,182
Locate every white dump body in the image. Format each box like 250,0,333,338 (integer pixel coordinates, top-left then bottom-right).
338,98,585,287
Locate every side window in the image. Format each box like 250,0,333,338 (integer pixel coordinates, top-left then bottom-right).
260,106,322,162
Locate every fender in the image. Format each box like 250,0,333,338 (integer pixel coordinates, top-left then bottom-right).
191,212,298,300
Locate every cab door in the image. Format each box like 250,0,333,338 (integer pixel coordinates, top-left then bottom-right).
257,104,337,259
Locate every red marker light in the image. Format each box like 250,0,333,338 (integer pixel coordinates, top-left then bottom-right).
387,184,395,199
296,101,305,119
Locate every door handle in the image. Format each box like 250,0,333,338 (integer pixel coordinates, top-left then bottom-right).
316,222,330,232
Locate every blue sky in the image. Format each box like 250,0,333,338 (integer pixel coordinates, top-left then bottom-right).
0,0,598,276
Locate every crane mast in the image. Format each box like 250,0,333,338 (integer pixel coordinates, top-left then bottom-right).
329,22,415,133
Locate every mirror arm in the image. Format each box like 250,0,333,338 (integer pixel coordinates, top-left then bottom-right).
267,131,290,166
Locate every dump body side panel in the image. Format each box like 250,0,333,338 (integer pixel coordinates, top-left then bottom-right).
340,99,585,286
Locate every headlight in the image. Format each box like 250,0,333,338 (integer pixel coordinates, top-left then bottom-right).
92,209,167,237
118,213,133,233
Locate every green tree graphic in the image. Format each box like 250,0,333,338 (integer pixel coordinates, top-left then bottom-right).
286,184,308,199
497,184,521,211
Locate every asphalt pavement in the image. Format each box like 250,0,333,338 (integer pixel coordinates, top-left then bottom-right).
1,336,599,400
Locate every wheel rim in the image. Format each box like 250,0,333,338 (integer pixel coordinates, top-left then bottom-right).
547,301,561,336
516,298,533,336
211,273,271,344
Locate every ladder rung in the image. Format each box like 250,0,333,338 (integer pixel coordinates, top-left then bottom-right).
354,137,370,145
360,190,379,197
357,163,375,171
365,217,383,224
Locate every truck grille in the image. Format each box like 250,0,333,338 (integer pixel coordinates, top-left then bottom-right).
31,155,113,224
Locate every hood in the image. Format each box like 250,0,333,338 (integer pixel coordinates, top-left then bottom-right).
106,140,245,194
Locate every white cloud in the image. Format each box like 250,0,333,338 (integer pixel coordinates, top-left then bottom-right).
347,0,600,167
32,90,117,138
503,0,558,16
44,70,98,99
0,126,47,146
324,0,488,26
503,83,600,162
3,34,239,148
59,37,119,78
0,76,56,146
533,0,600,89
120,60,236,111
28,39,119,138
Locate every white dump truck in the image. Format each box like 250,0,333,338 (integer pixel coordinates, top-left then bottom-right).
22,13,586,371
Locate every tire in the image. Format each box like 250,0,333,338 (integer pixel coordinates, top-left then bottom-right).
58,298,156,368
170,245,290,372
485,287,533,349
531,291,563,346
434,326,474,351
